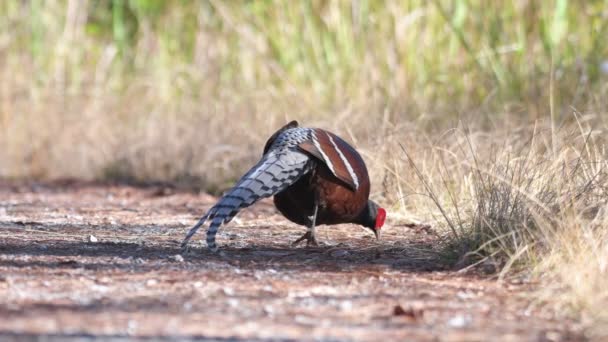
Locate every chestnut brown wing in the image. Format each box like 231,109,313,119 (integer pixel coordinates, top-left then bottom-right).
298,128,367,192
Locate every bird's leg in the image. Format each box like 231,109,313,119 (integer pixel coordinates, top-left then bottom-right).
292,199,319,247
306,200,319,246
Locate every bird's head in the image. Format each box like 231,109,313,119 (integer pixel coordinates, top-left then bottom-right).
360,200,386,240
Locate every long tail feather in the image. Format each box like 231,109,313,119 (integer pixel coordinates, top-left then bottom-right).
182,149,312,251
181,213,210,248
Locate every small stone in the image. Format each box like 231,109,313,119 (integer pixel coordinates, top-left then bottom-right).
146,279,158,287
447,314,471,328
331,250,349,258
339,301,353,311
127,320,137,335
544,331,562,341
97,277,112,284
263,305,274,315
456,291,475,300
169,254,184,263
88,235,98,243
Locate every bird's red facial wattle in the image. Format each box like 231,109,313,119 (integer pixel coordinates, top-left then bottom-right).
371,208,386,240
375,207,386,229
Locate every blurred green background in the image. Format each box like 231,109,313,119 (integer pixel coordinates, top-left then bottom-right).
1,0,607,185
4,1,607,111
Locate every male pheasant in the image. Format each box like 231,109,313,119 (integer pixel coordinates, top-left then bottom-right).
181,120,386,251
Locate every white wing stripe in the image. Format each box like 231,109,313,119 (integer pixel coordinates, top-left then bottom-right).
327,133,359,190
312,131,336,174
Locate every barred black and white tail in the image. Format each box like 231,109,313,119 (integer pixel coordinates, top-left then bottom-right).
181,146,312,251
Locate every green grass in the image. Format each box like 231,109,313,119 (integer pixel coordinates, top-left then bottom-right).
2,1,607,116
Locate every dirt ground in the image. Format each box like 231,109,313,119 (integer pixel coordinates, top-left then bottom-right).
0,182,583,341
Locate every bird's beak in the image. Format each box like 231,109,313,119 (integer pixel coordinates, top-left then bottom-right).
374,229,381,240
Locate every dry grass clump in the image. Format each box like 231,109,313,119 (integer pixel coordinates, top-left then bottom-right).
538,211,608,339
380,116,606,259
373,115,608,336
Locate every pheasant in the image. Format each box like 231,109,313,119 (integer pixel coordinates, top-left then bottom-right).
181,120,386,251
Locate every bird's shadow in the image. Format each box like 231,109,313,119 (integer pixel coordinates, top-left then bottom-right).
0,221,449,273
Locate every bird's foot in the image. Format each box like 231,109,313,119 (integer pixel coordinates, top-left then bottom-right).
291,231,319,247
180,243,220,255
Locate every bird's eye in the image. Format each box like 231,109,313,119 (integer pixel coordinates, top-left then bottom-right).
375,208,386,229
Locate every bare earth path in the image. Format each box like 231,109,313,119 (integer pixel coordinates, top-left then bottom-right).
0,182,582,341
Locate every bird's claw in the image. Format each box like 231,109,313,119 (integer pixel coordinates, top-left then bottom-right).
291,231,319,247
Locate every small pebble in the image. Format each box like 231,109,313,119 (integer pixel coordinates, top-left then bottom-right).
447,314,471,328
456,291,476,300
97,277,112,284
146,279,158,287
263,305,274,315
169,254,184,263
339,300,353,311
331,250,349,258
88,235,98,243
127,320,137,335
